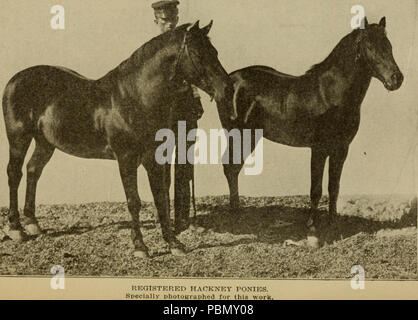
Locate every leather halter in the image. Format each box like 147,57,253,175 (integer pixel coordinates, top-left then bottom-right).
355,31,375,75
170,32,214,100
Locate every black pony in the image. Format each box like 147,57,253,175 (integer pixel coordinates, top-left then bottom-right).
2,21,236,258
217,17,403,229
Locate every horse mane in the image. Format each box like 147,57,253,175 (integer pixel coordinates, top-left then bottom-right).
305,28,362,76
99,23,191,81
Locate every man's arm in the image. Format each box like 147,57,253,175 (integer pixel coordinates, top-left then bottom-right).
191,85,204,120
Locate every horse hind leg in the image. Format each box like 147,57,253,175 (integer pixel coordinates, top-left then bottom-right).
5,132,32,241
117,152,149,258
21,137,55,236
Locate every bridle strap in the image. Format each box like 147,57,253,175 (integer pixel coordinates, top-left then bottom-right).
184,41,206,82
170,32,214,100
184,42,213,100
355,32,374,75
169,33,187,81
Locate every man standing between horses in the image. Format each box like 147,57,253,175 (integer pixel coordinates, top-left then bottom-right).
152,0,204,233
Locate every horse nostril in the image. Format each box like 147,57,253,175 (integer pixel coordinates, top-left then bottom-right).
391,72,403,85
398,72,404,84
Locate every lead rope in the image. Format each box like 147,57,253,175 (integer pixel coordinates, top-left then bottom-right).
191,163,197,223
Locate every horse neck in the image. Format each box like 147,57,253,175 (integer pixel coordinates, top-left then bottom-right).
98,40,181,101
315,50,372,111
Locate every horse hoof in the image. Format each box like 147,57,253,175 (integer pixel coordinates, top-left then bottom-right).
24,224,43,236
229,206,240,215
327,215,337,226
170,247,187,256
307,235,320,248
174,223,190,235
6,229,27,242
190,224,205,234
133,250,149,259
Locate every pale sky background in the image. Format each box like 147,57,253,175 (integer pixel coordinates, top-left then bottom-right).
0,0,417,206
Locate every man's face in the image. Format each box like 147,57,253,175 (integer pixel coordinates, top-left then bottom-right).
154,10,179,33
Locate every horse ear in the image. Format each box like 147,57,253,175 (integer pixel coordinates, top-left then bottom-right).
200,20,213,36
363,16,369,28
379,17,386,28
188,20,200,32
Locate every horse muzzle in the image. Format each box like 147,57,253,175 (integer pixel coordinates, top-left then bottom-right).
383,71,404,91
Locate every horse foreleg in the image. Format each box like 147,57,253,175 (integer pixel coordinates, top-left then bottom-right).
174,162,192,235
224,163,243,211
307,148,328,228
22,139,55,236
117,152,148,258
328,146,349,218
224,127,261,212
145,158,186,256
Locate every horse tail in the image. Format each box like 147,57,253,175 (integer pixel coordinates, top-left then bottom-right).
232,79,257,124
243,96,261,124
232,83,242,121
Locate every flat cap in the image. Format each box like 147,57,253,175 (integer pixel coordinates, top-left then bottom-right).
151,0,179,10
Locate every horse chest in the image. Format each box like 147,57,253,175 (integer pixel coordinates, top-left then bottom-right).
313,108,361,145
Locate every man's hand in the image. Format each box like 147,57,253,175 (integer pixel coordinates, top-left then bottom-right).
192,97,204,120
190,85,204,120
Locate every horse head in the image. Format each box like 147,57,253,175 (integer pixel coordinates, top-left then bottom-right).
175,21,237,120
357,17,403,91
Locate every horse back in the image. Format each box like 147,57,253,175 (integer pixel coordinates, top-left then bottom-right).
3,65,102,123
231,65,297,80
227,66,298,125
4,65,93,109
2,65,113,155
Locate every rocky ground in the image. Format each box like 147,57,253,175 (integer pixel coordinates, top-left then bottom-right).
0,194,416,279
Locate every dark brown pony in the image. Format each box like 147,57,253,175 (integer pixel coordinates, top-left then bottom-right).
217,17,403,228
2,21,236,258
